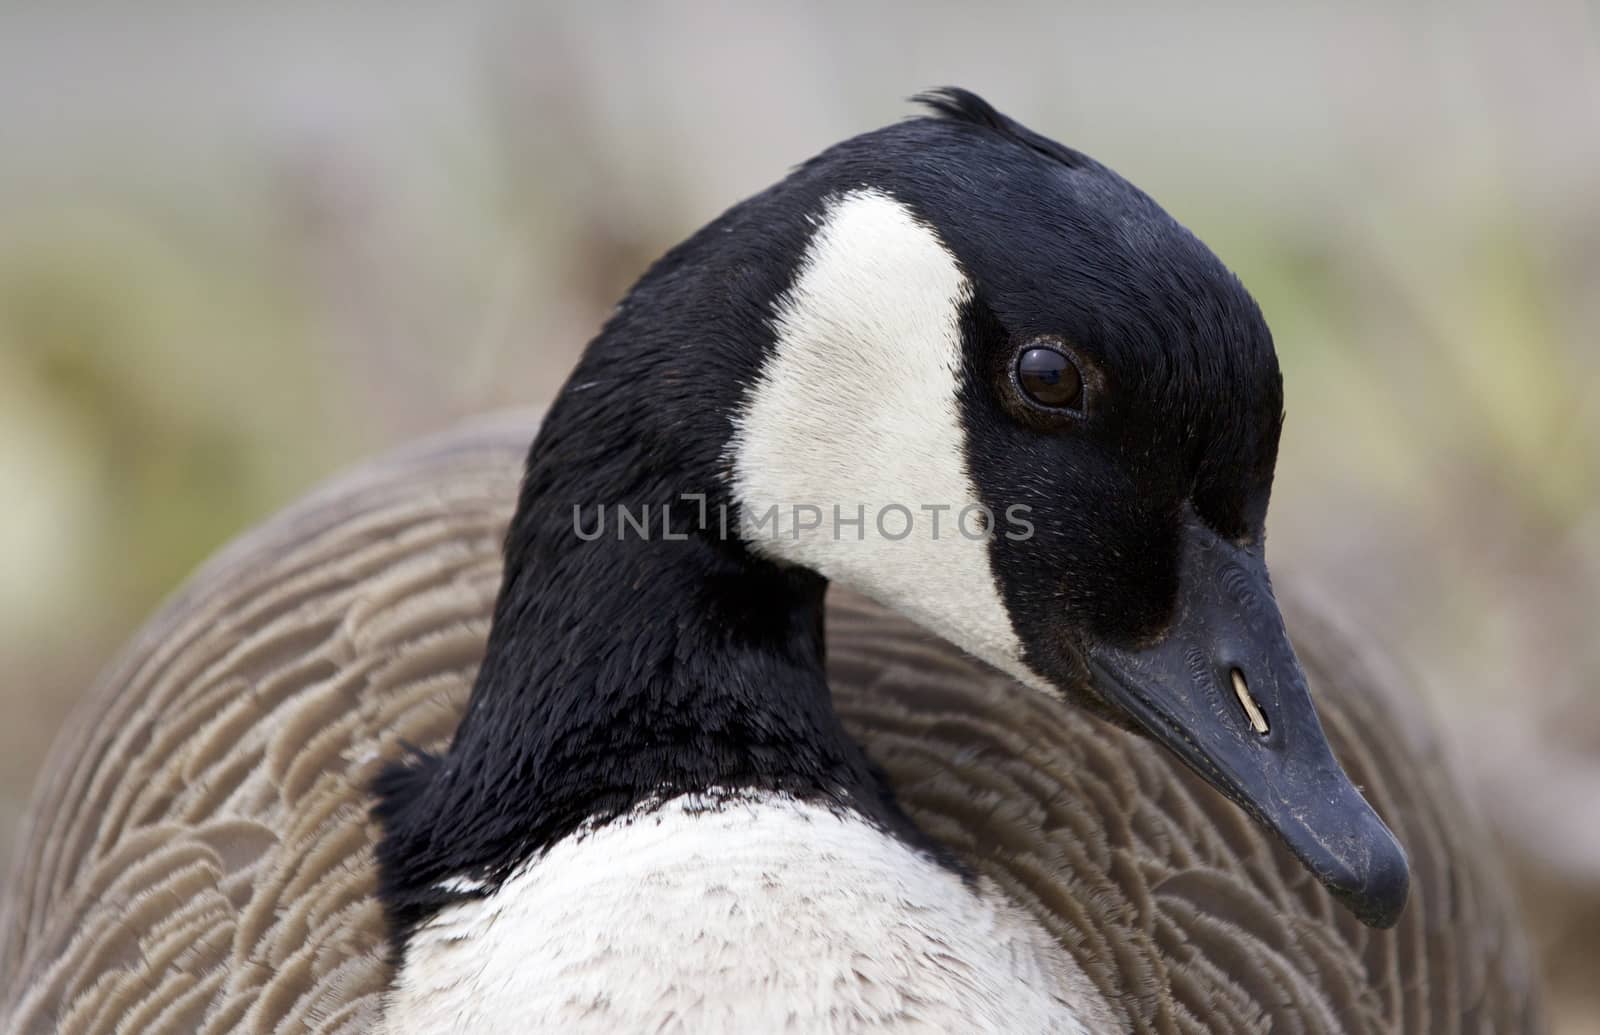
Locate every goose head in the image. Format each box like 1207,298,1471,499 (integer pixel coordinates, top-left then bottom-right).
518,89,1409,927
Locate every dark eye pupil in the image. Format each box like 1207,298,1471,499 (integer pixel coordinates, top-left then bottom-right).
1017,347,1083,409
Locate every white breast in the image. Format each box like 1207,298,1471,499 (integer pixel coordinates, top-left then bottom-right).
384,793,1110,1034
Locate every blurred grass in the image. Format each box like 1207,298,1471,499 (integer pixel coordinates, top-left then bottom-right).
0,3,1596,1030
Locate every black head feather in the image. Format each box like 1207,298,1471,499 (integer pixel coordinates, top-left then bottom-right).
375,88,1285,951
913,86,1090,169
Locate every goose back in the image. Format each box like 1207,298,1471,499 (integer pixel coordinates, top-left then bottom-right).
0,415,1543,1034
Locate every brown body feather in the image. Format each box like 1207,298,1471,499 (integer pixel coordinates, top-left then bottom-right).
0,415,1543,1033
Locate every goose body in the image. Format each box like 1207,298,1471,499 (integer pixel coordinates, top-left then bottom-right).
1,92,1545,1033
0,419,1541,1033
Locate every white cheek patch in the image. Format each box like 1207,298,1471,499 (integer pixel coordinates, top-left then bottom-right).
728,188,1027,681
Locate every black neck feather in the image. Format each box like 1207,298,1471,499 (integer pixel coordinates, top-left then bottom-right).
373,193,924,940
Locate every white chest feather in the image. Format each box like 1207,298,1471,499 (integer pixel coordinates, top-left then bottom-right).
384,795,1109,1034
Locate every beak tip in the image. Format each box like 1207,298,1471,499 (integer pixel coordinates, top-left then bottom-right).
1319,816,1411,929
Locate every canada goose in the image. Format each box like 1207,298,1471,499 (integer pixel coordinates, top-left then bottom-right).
0,91,1543,1032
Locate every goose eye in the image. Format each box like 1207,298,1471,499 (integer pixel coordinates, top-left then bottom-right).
1017,347,1084,410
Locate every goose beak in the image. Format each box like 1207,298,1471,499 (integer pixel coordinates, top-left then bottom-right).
1083,516,1410,928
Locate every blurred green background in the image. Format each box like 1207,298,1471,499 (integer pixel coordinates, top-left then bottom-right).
1,3,1596,1030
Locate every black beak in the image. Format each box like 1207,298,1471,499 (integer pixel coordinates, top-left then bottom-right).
1085,515,1410,928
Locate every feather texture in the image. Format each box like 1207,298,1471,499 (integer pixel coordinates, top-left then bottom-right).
0,414,1542,1034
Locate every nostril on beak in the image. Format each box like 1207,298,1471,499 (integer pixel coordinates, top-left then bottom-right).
1230,668,1270,735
